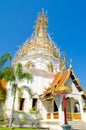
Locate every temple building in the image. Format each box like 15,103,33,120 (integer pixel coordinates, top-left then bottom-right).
6,11,86,130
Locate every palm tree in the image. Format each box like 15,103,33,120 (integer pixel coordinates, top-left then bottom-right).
0,54,33,126
8,63,33,127
0,53,12,102
0,53,12,120
0,53,12,71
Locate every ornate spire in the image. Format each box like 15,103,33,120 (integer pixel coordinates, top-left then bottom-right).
35,11,48,36
13,10,63,71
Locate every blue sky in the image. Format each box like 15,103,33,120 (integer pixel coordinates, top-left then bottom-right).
0,0,86,89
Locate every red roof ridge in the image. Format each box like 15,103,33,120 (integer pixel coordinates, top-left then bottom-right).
43,71,63,94
43,69,70,94
70,68,84,91
50,71,63,86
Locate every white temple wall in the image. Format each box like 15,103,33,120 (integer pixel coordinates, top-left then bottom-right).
82,99,86,122
39,100,48,120
27,75,53,95
5,74,53,120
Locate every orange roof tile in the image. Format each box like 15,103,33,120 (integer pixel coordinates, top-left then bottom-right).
58,70,70,87
50,72,62,86
44,72,62,94
44,69,70,95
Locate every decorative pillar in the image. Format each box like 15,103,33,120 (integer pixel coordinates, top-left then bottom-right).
63,93,67,124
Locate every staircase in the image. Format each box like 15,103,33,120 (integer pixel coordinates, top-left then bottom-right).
68,121,86,130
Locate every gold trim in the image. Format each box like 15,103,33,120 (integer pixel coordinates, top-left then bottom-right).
55,85,72,94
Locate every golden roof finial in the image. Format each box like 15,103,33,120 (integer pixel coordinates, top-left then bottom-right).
35,10,48,35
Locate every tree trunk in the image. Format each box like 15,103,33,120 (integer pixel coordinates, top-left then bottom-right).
9,87,16,127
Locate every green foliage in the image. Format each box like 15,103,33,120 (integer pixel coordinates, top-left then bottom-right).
0,126,37,130
29,107,39,115
9,63,33,127
15,63,22,78
0,86,7,102
0,54,33,128
0,53,12,121
0,53,12,80
15,63,33,81
0,66,15,81
0,53,12,70
19,72,33,81
0,62,33,86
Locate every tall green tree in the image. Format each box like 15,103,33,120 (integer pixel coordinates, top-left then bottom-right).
0,53,12,103
0,53,12,120
8,63,33,127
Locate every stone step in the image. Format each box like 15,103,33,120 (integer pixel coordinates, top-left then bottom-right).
68,121,86,130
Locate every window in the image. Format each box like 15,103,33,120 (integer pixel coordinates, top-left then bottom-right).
74,102,80,113
54,101,58,112
32,98,37,111
19,98,25,111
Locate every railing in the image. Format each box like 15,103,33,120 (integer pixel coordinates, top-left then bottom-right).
47,112,59,119
47,112,81,120
47,113,51,119
67,112,81,120
53,112,59,119
73,113,81,120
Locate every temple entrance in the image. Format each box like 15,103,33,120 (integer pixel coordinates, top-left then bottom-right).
66,97,81,121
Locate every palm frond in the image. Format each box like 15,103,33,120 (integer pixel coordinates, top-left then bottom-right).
0,66,15,81
19,72,33,81
15,63,33,82
22,86,34,99
15,63,22,77
0,53,12,70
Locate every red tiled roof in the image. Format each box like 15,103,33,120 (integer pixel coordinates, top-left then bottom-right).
58,70,70,87
50,72,62,86
44,70,70,94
